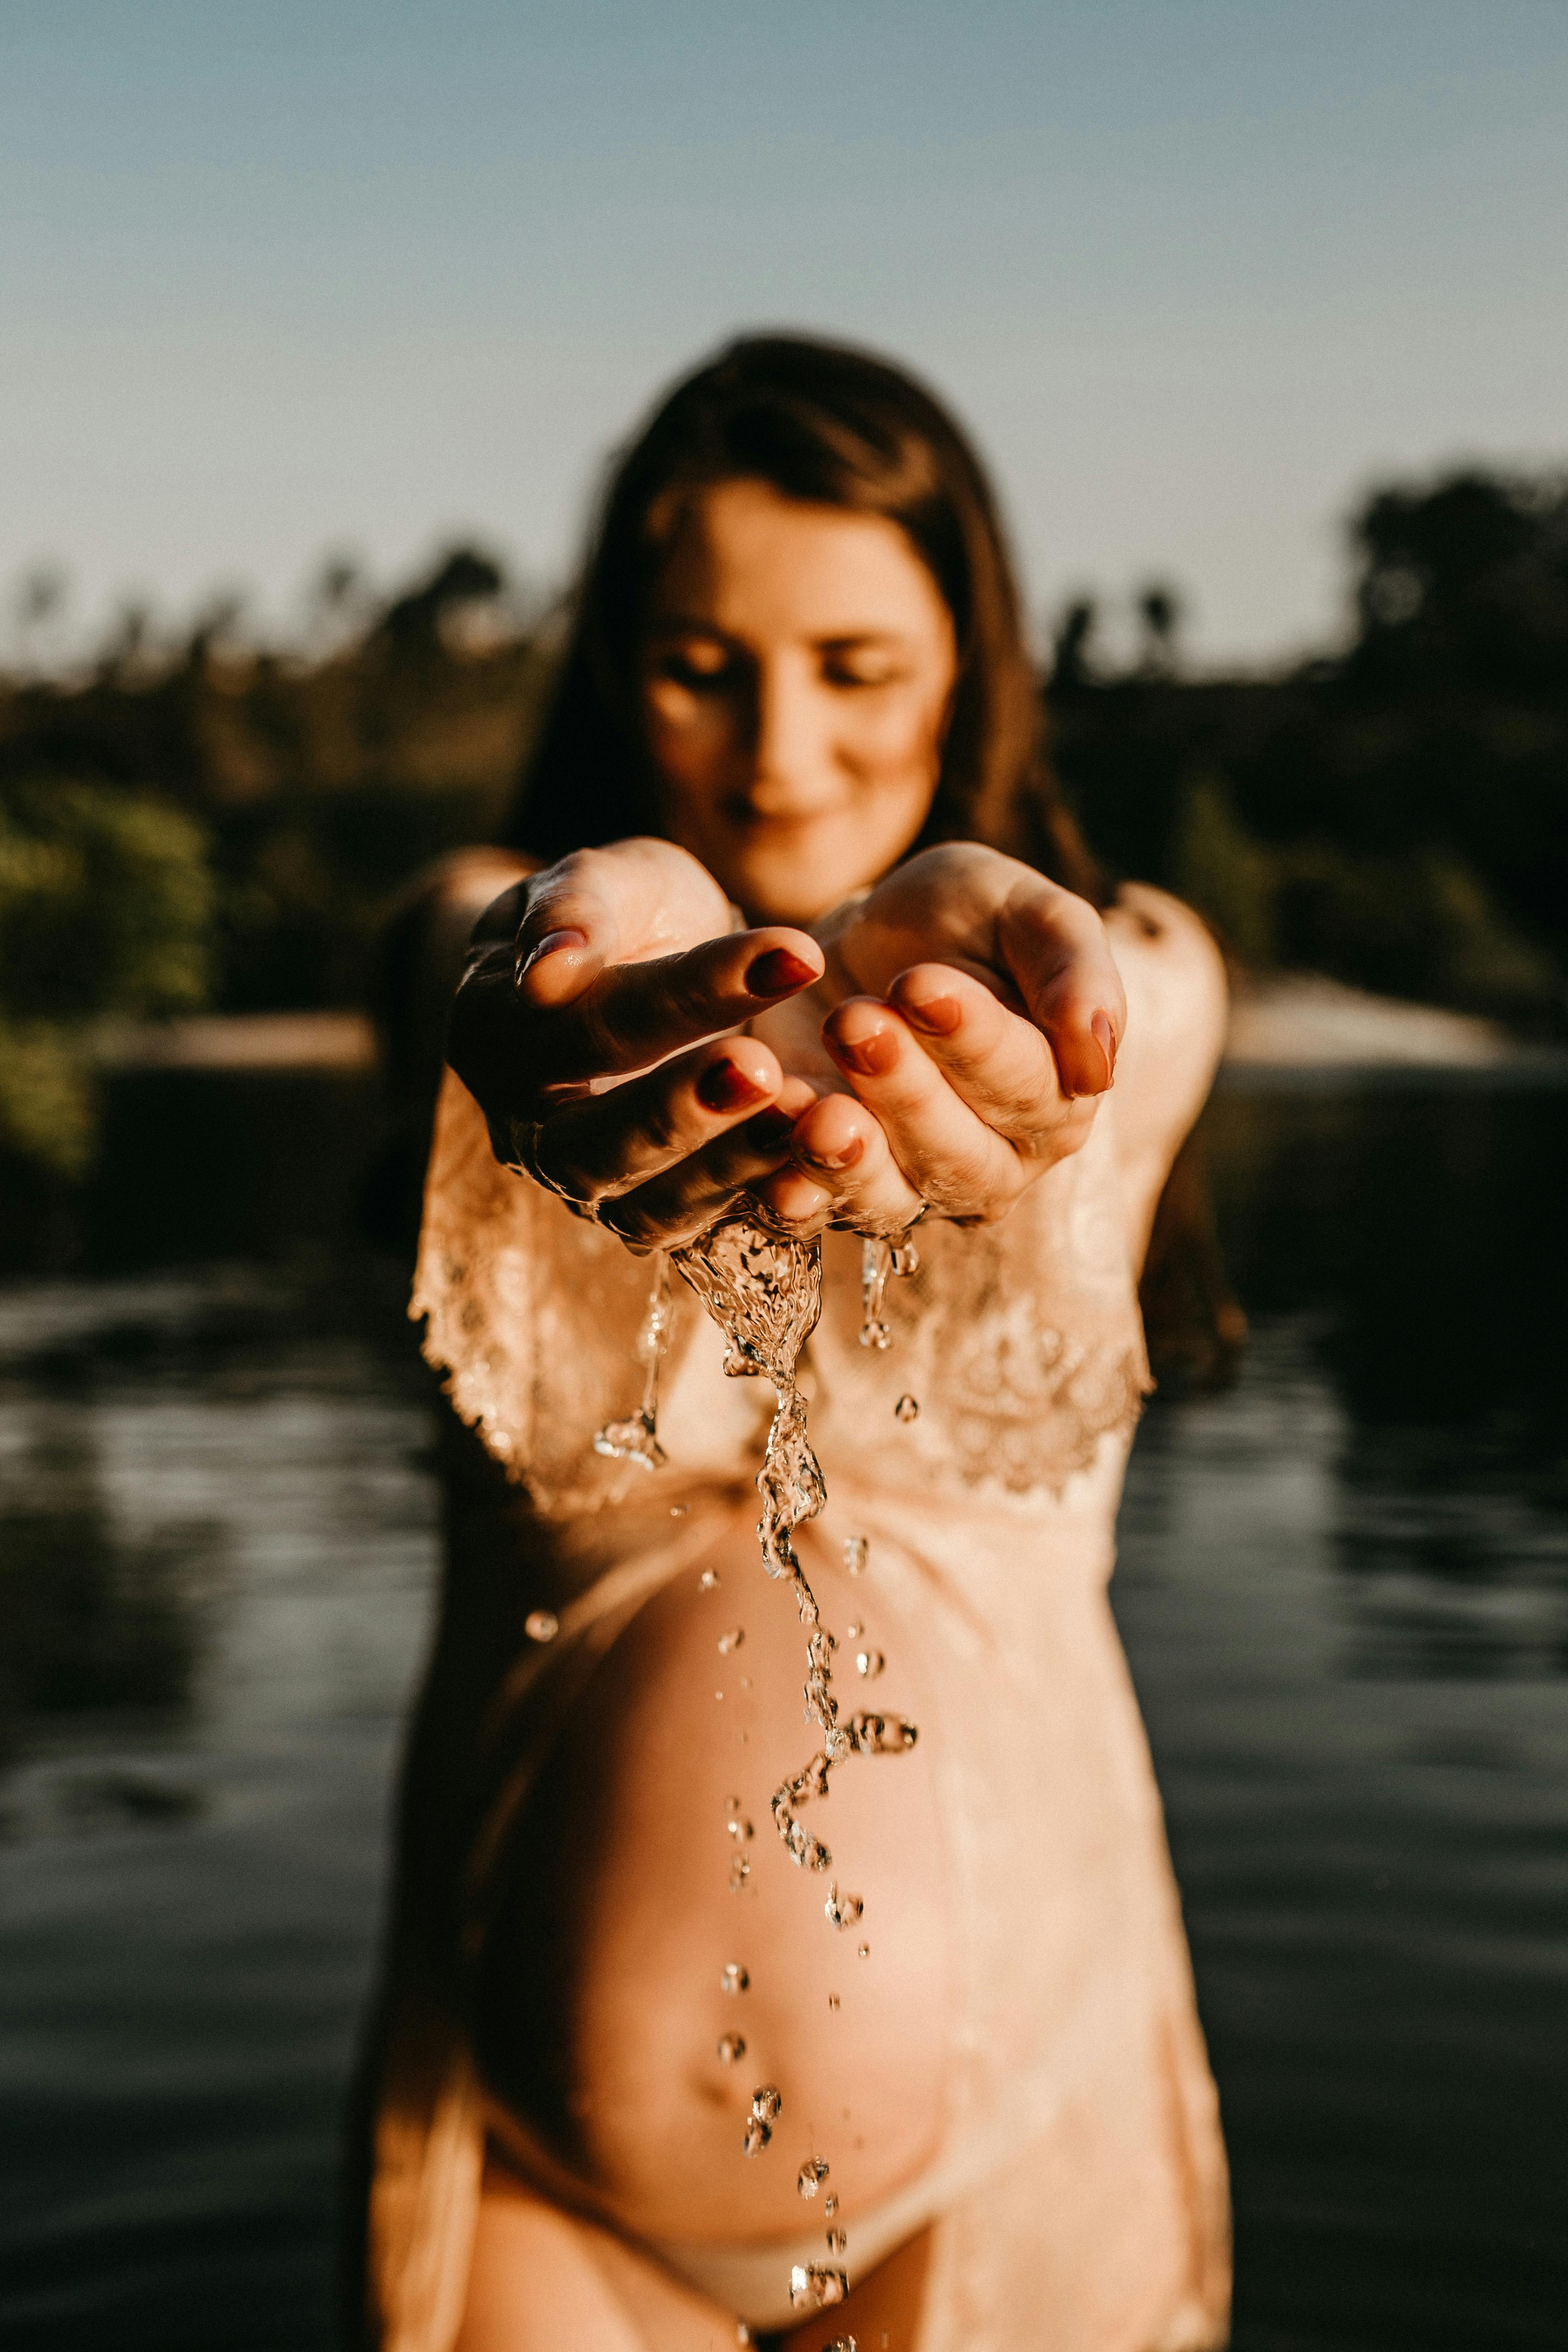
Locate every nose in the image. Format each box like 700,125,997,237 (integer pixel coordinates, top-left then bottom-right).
746,654,836,815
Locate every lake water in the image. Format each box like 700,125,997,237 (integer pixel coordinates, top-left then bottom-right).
1,1076,1565,2349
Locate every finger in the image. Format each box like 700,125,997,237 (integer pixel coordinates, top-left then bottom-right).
529,929,824,1087
754,1090,926,1237
818,998,1022,1217
599,1078,820,1250
508,837,732,988
535,1035,787,1209
995,873,1126,1097
887,963,1073,1146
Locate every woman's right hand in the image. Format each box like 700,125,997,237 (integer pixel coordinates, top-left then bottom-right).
446,837,825,1250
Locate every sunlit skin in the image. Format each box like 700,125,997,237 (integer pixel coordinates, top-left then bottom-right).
442,485,1228,2350
640,478,959,925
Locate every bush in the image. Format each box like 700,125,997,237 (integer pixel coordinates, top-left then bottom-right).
0,778,216,1176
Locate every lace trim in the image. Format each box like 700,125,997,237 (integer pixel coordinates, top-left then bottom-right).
412,1069,1150,1511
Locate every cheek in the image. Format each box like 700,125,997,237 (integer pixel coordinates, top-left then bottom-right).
641,687,734,793
840,683,949,788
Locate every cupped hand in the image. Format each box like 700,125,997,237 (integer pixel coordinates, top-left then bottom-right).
447,836,825,1248
750,843,1127,1234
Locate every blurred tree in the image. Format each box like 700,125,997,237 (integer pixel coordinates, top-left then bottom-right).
0,778,214,1176
1136,582,1183,674
14,564,69,669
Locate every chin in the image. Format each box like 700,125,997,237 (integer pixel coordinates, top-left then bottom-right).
730,855,845,927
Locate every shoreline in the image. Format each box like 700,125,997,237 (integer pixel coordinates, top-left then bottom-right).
93,976,1568,1083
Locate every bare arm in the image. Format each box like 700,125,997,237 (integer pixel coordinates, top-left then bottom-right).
1103,883,1229,1273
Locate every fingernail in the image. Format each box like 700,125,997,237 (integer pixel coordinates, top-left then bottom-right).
745,1107,798,1151
1091,1010,1117,1088
799,1134,864,1173
523,927,587,975
830,1025,899,1078
745,946,817,998
897,991,961,1037
696,1058,766,1113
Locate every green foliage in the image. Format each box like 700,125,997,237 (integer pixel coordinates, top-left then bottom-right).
0,778,213,1020
0,778,216,1176
1051,466,1568,1031
1169,775,1277,967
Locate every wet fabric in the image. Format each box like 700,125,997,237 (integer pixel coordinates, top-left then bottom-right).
354,1065,1231,2350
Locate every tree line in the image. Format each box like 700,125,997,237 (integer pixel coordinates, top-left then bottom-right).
1,467,1564,1189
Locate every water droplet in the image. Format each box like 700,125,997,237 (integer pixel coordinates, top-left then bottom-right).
846,1710,918,1755
670,1502,690,1518
855,1649,885,1680
720,1962,749,1996
826,2227,849,2256
524,1609,559,1643
728,1813,754,1844
824,1884,864,1930
827,1992,840,2011
843,1536,868,1576
788,2263,848,2312
717,2033,746,2064
717,1627,745,1655
895,1393,919,1423
735,2328,752,2347
714,1690,724,1701
741,2114,772,2157
751,2085,782,2122
823,2337,856,2352
729,1854,752,1893
699,1567,720,1590
824,2193,838,2217
889,1238,920,1278
798,2155,830,2198
593,1409,668,1470
856,1943,869,1959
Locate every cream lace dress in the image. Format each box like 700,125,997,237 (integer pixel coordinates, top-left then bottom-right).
356,1063,1232,2352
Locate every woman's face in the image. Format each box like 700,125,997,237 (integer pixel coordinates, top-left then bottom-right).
637,478,958,924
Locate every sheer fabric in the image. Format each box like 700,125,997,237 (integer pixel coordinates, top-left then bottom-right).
356,1067,1230,2350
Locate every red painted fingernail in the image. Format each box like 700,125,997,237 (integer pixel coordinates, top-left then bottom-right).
745,1107,798,1150
745,947,817,998
829,1025,899,1078
799,1134,864,1173
897,991,961,1037
696,1058,766,1113
1091,1010,1117,1087
520,927,588,981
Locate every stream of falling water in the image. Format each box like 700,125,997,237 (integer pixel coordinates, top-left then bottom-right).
595,1213,919,2324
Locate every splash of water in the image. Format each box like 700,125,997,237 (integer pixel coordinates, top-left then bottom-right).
789,2263,848,2311
593,1255,675,1467
667,1208,922,2302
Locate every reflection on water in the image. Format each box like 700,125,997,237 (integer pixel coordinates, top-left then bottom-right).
0,1078,1565,2346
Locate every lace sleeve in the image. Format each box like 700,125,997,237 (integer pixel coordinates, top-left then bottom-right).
409,1069,705,1511
808,1101,1152,1501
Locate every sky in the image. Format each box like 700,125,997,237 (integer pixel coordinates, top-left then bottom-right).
3,0,1565,668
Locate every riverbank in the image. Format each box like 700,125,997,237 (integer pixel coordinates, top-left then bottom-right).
95,974,1568,1079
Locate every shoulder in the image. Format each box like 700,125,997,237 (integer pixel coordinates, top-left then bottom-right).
1106,881,1227,1038
1100,884,1229,1261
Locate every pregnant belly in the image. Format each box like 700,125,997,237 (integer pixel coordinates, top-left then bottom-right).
473,1507,953,2244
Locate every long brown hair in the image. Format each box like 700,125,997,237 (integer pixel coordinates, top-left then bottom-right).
499,331,1240,1385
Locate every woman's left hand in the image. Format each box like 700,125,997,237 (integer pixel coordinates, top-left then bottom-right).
749,843,1126,1234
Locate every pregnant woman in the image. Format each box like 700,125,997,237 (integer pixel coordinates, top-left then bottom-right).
348,335,1232,2351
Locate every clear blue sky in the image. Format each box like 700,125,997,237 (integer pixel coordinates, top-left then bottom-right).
4,0,1565,664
